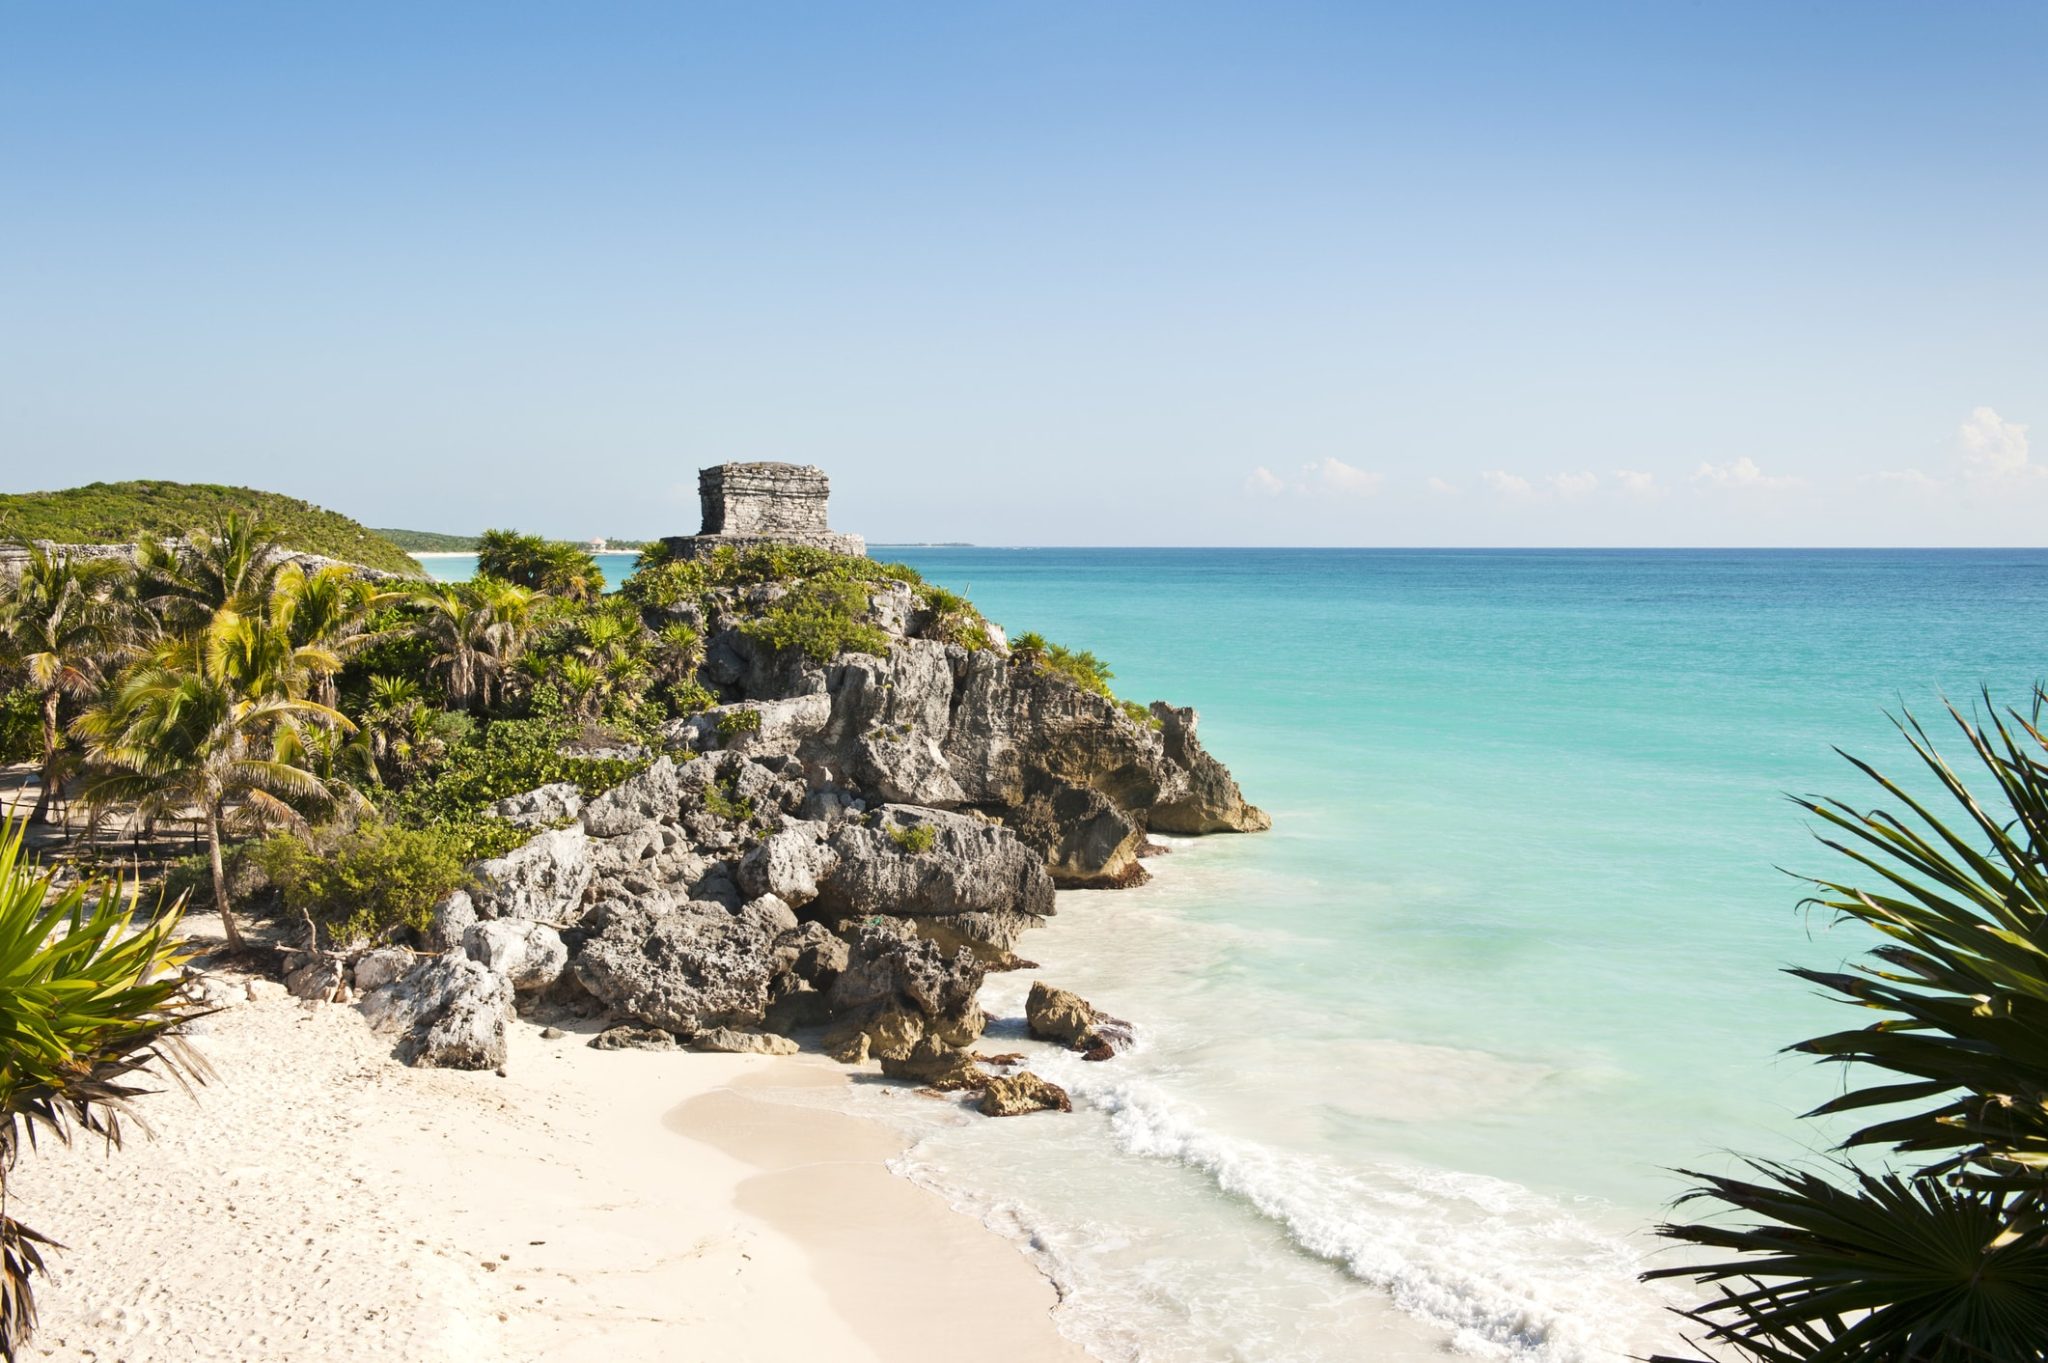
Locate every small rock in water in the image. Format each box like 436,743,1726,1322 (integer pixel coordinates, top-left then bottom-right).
977,1071,1071,1118
589,1024,679,1051
1025,980,1133,1057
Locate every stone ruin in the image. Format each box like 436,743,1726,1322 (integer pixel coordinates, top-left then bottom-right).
661,462,866,560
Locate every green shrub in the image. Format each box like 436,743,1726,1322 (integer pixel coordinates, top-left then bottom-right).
704,778,754,823
740,578,889,664
661,678,716,719
380,717,646,828
887,822,937,854
622,557,708,613
250,820,469,946
1011,632,1115,697
1119,699,1163,730
716,707,762,740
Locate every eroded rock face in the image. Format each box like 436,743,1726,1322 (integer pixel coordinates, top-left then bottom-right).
360,954,513,1070
978,1071,1071,1117
1147,705,1273,834
570,894,793,1035
814,807,1055,923
825,919,987,1025
471,827,593,922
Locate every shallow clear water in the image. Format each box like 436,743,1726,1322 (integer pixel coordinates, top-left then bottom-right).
431,545,2048,1359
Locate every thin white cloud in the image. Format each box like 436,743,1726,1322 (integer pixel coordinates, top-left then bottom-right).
1245,458,1382,498
1481,469,1533,497
1307,457,1382,496
1548,471,1599,498
1874,468,1943,491
1958,406,2037,481
1613,469,1660,497
1425,476,1462,496
1692,457,1803,490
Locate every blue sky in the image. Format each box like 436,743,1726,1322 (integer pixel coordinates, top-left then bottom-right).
3,2,2043,545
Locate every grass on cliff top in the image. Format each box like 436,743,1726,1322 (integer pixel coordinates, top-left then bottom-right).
0,480,423,575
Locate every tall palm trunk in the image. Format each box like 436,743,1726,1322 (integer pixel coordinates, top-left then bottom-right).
204,802,244,951
28,690,60,826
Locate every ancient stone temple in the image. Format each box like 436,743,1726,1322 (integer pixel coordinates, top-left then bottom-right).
661,462,866,559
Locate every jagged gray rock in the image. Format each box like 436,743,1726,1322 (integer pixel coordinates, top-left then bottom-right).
488,781,584,827
736,822,838,907
359,954,514,1070
425,890,478,952
580,757,683,837
826,918,986,1027
470,826,593,922
350,946,416,994
463,919,569,993
813,806,1054,923
570,894,793,1034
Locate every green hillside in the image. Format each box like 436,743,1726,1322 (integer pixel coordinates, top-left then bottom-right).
375,527,477,551
0,480,423,576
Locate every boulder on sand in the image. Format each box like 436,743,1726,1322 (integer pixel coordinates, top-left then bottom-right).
359,954,514,1070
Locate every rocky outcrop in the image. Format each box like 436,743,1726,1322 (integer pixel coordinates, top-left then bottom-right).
355,475,1265,1103
359,954,513,1070
1147,705,1272,834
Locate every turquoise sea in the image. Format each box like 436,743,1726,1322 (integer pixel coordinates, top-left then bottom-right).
422,547,2048,1361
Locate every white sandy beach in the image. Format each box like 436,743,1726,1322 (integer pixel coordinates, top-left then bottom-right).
9,928,1086,1363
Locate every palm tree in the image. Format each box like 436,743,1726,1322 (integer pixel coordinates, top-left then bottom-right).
0,547,131,824
135,513,288,630
1648,694,2048,1361
409,579,535,712
475,529,603,601
0,817,204,1360
269,563,403,706
71,633,349,951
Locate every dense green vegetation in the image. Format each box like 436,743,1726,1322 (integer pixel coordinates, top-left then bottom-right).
0,820,202,1360
0,482,420,576
1650,696,2048,1361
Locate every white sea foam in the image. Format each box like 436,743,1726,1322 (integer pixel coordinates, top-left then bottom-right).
1062,1069,1679,1362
